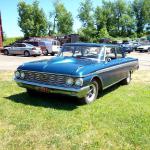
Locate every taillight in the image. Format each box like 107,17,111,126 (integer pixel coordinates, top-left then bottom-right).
32,47,36,50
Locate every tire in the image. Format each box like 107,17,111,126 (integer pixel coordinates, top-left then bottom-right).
4,49,9,55
51,52,55,56
24,51,30,57
121,72,131,85
80,80,99,104
43,50,49,56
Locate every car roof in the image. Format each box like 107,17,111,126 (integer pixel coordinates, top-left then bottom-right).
63,42,119,47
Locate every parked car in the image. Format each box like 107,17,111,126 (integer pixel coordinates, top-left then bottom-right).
14,43,139,104
121,46,133,53
40,40,61,56
121,41,134,53
4,43,42,57
25,40,61,56
136,44,150,52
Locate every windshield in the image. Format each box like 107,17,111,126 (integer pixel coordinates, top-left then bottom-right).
59,45,105,61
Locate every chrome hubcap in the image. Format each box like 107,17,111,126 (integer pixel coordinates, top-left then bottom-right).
25,52,28,56
86,84,96,103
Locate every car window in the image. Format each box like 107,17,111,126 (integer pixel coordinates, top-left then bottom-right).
105,46,116,60
16,43,23,47
52,41,57,45
61,45,103,60
21,44,26,47
57,41,60,46
116,47,123,58
13,43,18,47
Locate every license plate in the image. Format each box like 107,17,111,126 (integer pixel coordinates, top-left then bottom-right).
39,87,49,93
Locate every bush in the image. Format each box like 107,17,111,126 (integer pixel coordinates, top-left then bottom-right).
3,37,23,46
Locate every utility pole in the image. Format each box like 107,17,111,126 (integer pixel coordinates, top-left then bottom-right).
0,11,3,49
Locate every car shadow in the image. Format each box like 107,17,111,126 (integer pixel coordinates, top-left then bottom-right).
5,92,80,111
98,83,121,98
5,83,122,110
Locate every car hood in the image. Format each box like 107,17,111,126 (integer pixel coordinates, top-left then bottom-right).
18,57,99,76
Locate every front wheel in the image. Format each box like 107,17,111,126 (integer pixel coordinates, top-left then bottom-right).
121,72,131,85
4,49,9,55
80,80,99,104
51,52,55,56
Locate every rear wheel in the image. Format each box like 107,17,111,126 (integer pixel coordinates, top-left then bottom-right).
24,51,30,57
4,49,9,55
121,72,131,85
43,50,49,56
51,52,55,56
80,80,99,104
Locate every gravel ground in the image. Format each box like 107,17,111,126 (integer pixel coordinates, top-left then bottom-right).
0,52,149,71
127,52,150,70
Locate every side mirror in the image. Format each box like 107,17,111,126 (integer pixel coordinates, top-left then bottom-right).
105,57,111,62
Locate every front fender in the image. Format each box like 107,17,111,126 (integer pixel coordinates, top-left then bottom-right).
83,74,104,88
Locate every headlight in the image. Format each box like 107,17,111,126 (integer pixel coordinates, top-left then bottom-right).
20,72,25,79
75,78,83,86
15,71,20,78
66,78,74,86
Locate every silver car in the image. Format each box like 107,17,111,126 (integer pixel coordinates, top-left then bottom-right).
4,43,42,57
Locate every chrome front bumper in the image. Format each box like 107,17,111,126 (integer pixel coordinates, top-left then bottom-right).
14,78,89,98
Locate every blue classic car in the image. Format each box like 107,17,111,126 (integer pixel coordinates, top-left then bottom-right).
14,43,139,104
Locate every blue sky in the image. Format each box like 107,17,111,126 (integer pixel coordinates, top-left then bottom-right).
0,0,101,37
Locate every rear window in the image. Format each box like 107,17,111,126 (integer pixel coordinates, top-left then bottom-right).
39,42,46,46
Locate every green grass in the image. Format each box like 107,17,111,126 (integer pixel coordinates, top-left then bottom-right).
0,71,150,150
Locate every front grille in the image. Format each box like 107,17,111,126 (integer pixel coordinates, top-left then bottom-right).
23,71,66,85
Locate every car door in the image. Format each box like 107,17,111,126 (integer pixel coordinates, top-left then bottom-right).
100,46,125,88
19,43,28,55
10,43,19,54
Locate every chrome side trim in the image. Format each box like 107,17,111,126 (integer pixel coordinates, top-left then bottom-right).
83,60,138,77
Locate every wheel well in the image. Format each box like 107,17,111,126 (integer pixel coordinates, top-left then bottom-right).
91,76,103,90
24,50,30,54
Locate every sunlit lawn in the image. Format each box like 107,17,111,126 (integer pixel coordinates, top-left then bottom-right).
0,70,150,150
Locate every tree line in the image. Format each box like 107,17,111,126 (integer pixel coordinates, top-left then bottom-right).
18,0,150,42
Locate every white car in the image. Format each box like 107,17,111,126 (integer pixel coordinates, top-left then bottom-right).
4,43,42,57
40,40,61,56
136,44,150,52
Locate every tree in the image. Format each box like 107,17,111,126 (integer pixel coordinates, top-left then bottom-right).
78,0,96,42
132,0,150,37
18,0,48,37
143,0,150,23
51,0,73,35
95,0,135,38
